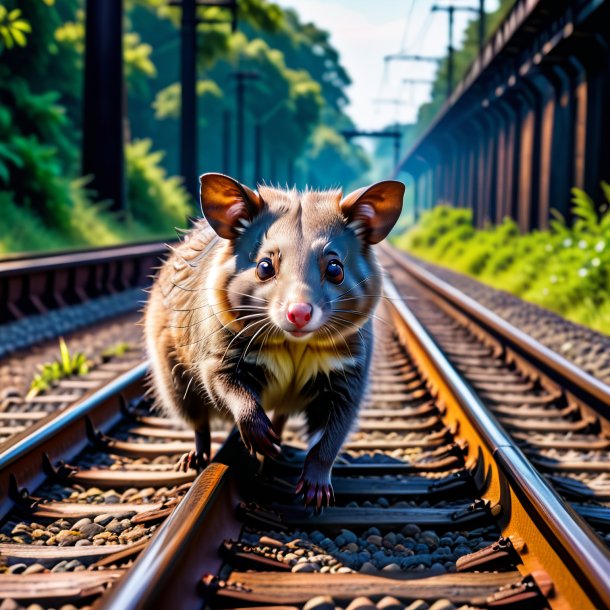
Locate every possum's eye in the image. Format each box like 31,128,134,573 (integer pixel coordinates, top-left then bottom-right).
326,259,344,284
256,257,275,281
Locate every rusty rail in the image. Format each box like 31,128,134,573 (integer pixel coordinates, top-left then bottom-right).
384,246,610,414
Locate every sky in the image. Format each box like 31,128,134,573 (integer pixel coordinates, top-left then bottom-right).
274,0,499,131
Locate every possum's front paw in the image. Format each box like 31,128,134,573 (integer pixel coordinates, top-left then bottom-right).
295,460,334,509
175,450,208,473
238,409,281,458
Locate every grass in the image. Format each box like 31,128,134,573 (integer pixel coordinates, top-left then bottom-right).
393,184,610,335
101,341,134,361
27,338,91,399
0,139,194,256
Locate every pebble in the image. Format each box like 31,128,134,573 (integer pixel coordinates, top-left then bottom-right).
360,561,377,574
428,601,455,610
94,514,114,526
341,529,357,544
345,597,377,610
454,545,472,557
383,532,397,545
8,563,27,574
80,523,105,537
382,563,401,572
303,596,336,610
402,524,420,536
106,519,130,534
51,560,68,573
420,531,439,548
23,563,45,575
258,536,284,547
366,535,382,546
75,539,92,546
377,597,404,610
405,602,429,610
0,599,18,610
344,542,359,554
73,518,92,530
292,562,320,573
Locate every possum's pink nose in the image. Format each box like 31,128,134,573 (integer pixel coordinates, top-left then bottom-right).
286,303,313,329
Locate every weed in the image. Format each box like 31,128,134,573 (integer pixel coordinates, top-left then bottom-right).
395,183,610,335
27,338,90,399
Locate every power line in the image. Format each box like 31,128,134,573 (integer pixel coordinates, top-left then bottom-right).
399,0,418,51
431,4,478,98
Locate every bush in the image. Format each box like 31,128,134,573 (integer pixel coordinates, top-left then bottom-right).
126,138,193,233
394,185,610,335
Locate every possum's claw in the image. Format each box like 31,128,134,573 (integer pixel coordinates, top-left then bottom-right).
175,450,208,472
295,468,335,510
238,409,281,458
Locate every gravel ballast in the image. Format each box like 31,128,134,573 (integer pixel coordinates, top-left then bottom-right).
395,254,610,385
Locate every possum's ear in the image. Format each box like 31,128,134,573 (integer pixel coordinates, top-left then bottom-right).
200,173,263,239
340,181,405,244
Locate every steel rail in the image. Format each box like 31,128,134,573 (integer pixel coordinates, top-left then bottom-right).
0,362,148,518
0,362,148,471
98,461,239,610
383,276,610,610
0,242,169,275
384,246,610,411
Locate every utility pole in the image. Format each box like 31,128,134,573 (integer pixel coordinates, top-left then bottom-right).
253,99,287,185
342,130,402,174
232,70,260,182
222,110,231,175
253,121,262,185
179,0,197,200
479,0,486,52
83,0,125,211
431,4,479,99
169,0,237,198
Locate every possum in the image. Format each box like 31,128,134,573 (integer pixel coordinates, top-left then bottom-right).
144,172,404,508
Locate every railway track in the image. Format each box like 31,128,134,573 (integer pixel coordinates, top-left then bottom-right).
382,247,610,549
1,272,608,609
0,242,171,453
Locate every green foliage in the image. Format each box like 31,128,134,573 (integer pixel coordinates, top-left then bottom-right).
27,338,90,399
1,0,368,256
0,7,31,51
153,80,222,120
126,139,193,232
101,341,134,361
395,185,610,334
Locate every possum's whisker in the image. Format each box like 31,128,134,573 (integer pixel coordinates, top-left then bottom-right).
331,295,417,302
331,308,393,329
169,282,270,303
237,320,275,370
167,307,269,329
321,325,350,385
176,313,267,349
255,323,278,368
220,316,270,365
323,273,384,305
328,316,367,352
